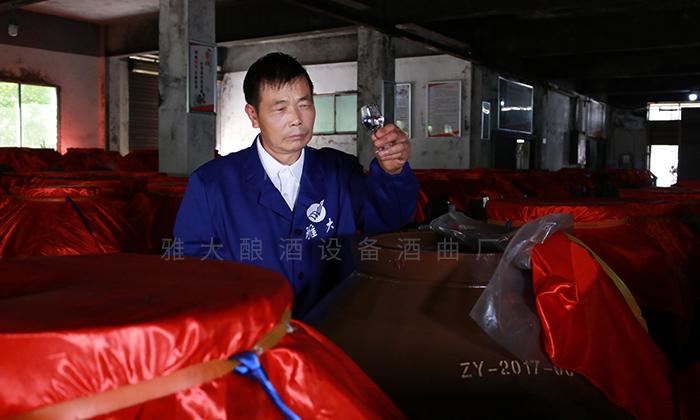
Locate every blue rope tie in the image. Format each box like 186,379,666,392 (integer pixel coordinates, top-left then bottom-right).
230,351,301,420
65,196,94,234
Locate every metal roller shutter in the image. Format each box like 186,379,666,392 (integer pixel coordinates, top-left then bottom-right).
128,64,159,151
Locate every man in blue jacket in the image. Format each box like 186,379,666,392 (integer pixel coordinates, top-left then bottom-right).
174,52,418,318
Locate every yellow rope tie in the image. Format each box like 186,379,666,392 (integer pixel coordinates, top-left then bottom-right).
11,309,293,420
565,234,648,332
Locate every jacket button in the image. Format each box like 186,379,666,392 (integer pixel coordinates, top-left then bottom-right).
294,228,302,236
297,272,304,280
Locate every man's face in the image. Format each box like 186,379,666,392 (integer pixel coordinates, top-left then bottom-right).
245,76,315,164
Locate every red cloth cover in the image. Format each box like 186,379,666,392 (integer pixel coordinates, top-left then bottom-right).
0,173,31,193
414,169,524,220
487,198,693,359
597,169,655,190
556,168,595,196
619,187,700,201
531,232,675,420
125,182,187,253
486,198,678,224
0,147,54,172
0,254,403,419
632,216,700,280
500,171,573,199
61,148,122,171
28,177,134,200
118,149,159,172
0,186,140,257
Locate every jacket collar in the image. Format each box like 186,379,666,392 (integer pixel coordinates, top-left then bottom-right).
241,138,325,221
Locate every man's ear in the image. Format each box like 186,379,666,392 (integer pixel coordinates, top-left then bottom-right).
244,104,259,129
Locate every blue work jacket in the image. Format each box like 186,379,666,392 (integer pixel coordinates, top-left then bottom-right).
174,141,419,318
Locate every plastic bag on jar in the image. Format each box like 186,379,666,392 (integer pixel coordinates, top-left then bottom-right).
469,213,573,364
426,211,515,253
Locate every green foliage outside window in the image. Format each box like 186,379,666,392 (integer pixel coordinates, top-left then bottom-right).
0,82,58,149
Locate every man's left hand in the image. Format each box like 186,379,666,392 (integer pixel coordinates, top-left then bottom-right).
373,123,411,175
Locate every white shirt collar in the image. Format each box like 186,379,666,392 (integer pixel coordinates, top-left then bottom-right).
256,134,304,181
256,135,304,210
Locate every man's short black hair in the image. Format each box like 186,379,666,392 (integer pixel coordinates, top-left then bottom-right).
243,52,314,110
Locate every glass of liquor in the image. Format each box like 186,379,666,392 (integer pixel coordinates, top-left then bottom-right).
360,103,384,132
360,103,389,151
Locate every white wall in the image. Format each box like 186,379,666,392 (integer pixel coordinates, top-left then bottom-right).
306,62,357,156
218,72,250,155
218,55,472,168
2,44,102,153
396,55,471,168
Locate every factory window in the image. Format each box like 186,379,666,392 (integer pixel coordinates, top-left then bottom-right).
647,102,700,121
313,92,357,134
647,103,681,121
0,81,58,149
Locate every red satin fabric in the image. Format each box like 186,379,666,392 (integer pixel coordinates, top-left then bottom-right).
557,168,594,196
487,198,678,224
0,186,140,257
0,147,160,173
619,188,700,219
28,171,122,181
27,178,133,200
632,216,700,280
0,147,59,172
118,149,159,172
571,225,689,318
0,254,291,417
597,168,655,190
414,169,525,220
61,148,122,171
100,322,404,420
498,171,573,198
125,182,187,253
0,173,30,194
619,187,700,201
486,198,694,360
0,254,403,419
3,171,124,195
531,232,674,420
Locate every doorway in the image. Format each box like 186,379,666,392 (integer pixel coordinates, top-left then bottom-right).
648,145,678,187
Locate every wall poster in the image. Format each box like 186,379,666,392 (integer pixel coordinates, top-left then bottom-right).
189,40,217,113
427,80,461,137
394,82,412,138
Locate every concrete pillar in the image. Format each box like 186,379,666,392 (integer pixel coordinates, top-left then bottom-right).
97,26,107,151
531,85,546,170
357,27,395,169
158,0,216,175
469,64,495,168
107,57,129,155
679,108,700,180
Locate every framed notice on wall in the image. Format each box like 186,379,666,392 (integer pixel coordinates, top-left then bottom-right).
427,80,461,137
188,40,217,113
394,82,412,138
